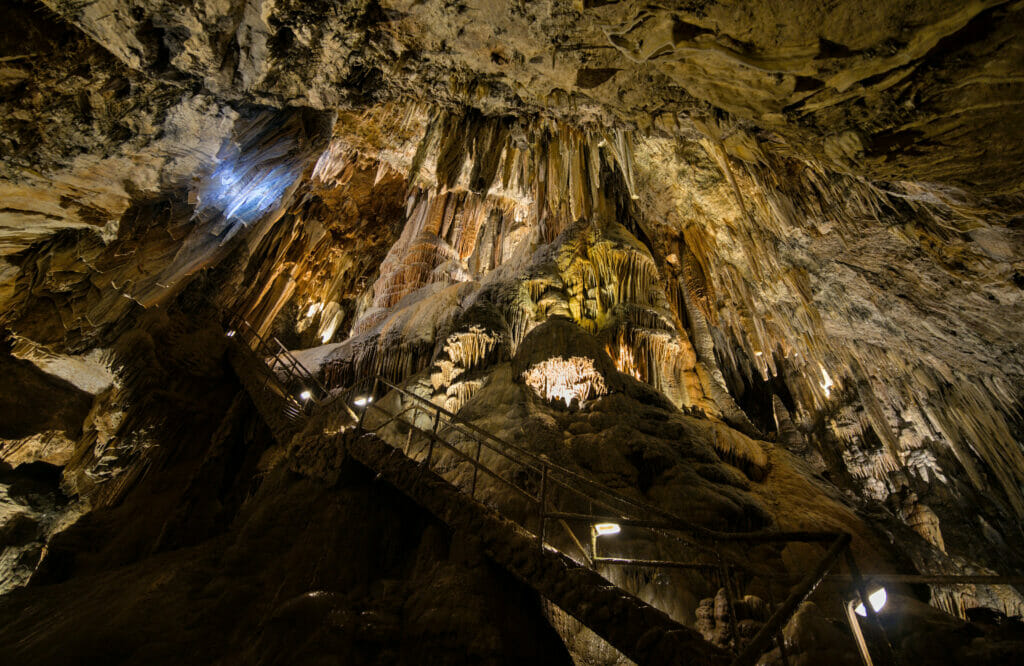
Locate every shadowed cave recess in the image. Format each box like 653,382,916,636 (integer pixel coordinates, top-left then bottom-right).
1,0,1024,664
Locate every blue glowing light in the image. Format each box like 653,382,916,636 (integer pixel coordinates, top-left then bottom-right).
200,161,300,227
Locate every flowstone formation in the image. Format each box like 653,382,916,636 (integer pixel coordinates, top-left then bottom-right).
2,0,1024,663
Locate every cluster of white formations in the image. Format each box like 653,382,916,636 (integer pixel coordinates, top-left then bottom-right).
522,356,609,407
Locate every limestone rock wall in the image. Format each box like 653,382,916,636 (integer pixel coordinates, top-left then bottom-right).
1,0,1023,659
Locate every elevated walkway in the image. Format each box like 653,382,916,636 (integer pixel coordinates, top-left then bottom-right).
222,318,900,666
346,428,730,665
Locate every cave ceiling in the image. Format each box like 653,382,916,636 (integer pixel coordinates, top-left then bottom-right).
1,0,1023,635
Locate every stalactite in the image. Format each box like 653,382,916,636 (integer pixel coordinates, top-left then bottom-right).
897,495,946,553
430,325,501,392
443,379,485,413
501,282,539,356
522,356,609,407
367,188,528,314
678,250,761,438
600,304,702,409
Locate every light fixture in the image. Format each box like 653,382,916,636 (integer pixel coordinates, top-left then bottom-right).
845,586,888,666
226,330,236,337
593,522,621,536
299,390,312,401
854,587,887,617
353,396,373,407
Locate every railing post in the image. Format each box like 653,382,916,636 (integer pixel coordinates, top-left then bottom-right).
537,459,549,548
718,549,741,654
426,408,440,467
844,550,896,666
776,633,792,666
470,439,482,498
766,587,792,666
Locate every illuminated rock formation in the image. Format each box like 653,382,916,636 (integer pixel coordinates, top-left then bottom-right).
1,0,1024,663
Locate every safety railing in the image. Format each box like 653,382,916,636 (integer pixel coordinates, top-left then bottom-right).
224,312,328,419
330,374,897,666
221,315,1021,666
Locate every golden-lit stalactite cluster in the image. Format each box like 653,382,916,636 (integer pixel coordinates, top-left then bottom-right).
430,324,502,413
325,181,533,401
230,147,407,347
409,108,640,240
366,189,528,313
527,219,718,415
291,106,745,429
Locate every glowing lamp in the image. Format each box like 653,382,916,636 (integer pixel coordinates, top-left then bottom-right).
299,390,312,401
845,585,889,665
226,330,236,338
593,523,621,536
353,396,373,408
854,587,887,617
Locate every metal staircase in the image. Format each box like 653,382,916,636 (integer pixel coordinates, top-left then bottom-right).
222,317,901,666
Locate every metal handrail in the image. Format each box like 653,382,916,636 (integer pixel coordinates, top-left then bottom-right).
333,374,881,666
367,375,843,545
225,312,328,411
233,351,900,666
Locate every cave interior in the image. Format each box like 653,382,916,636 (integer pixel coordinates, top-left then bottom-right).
1,0,1024,664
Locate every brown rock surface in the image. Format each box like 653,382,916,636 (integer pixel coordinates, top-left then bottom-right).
2,0,1024,662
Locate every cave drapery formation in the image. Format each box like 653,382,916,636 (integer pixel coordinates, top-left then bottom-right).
1,0,1024,663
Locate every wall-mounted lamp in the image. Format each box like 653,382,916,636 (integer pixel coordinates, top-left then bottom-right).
845,586,888,666
299,390,312,401
854,587,887,617
590,522,622,565
353,396,373,408
226,330,236,338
